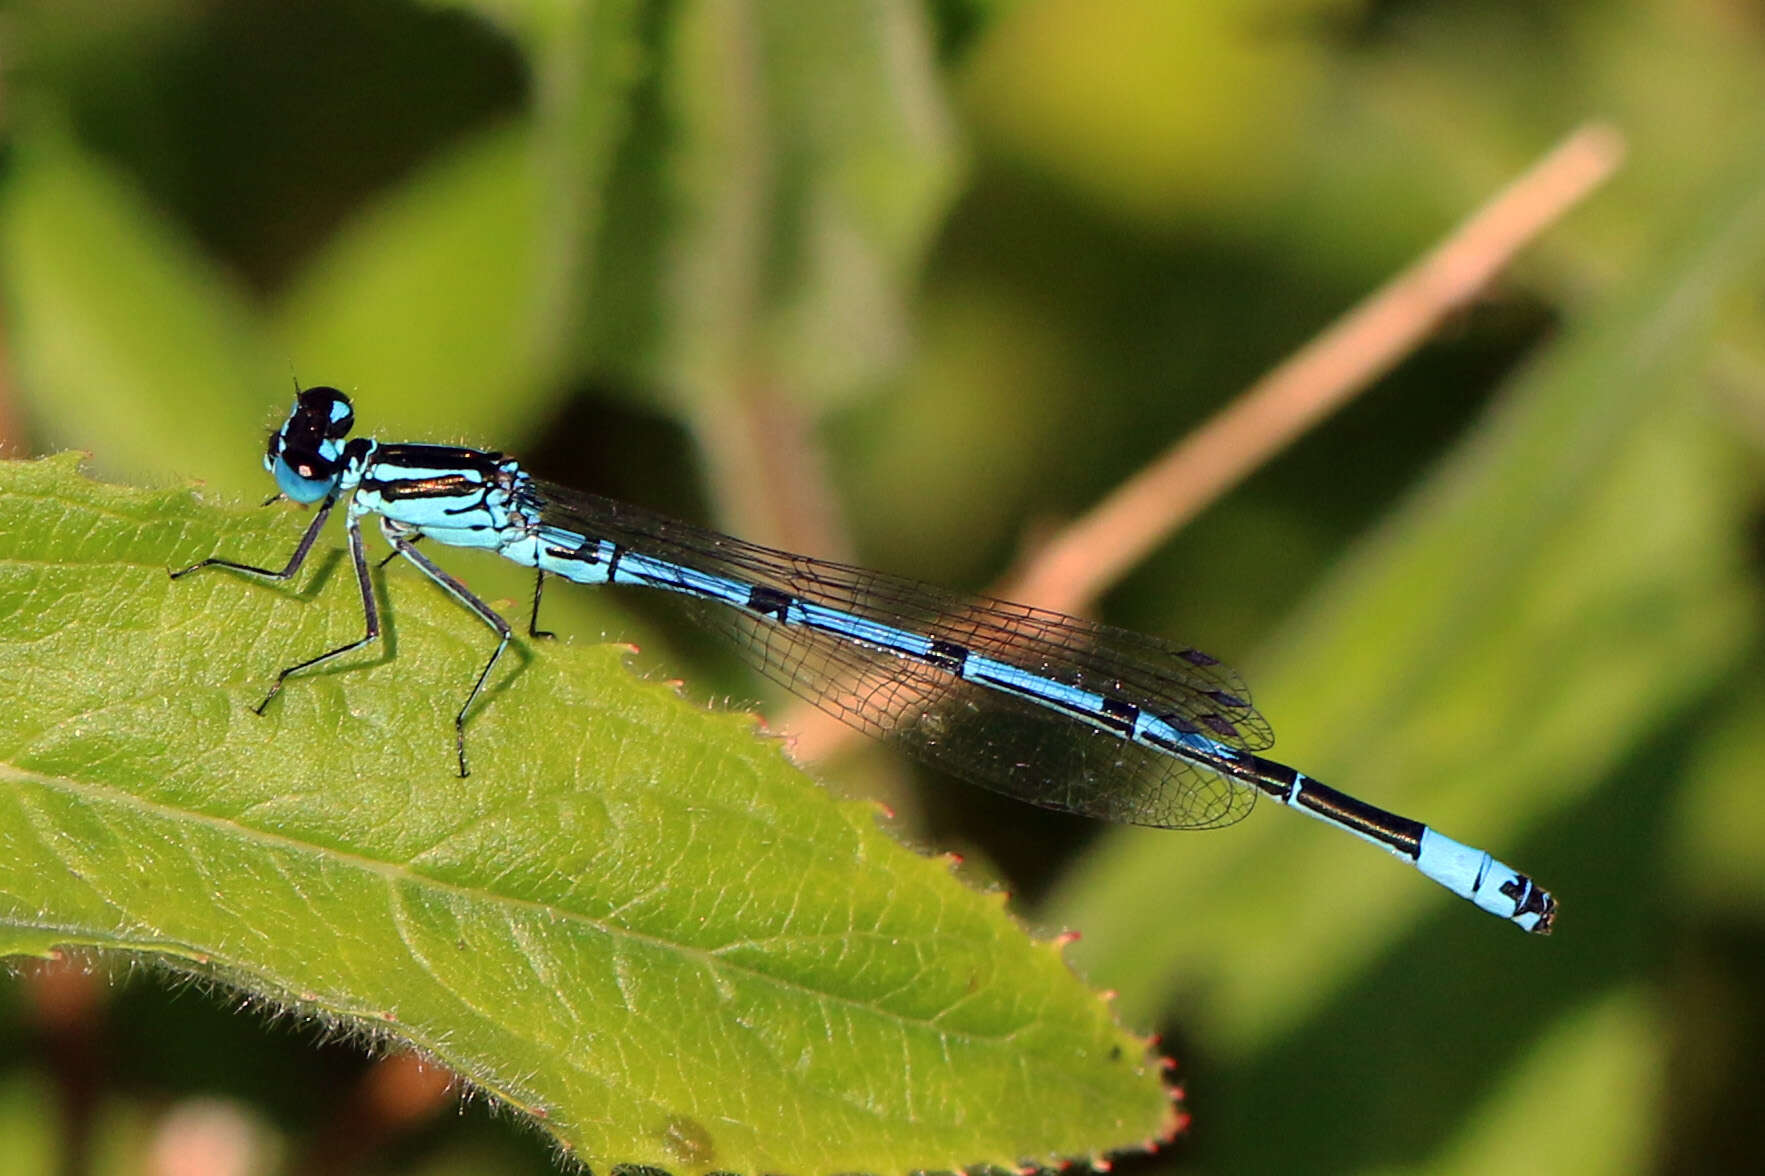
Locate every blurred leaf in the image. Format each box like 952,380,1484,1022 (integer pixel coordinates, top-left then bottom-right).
1673,669,1765,918
284,0,651,443
564,0,963,551
1,0,191,91
0,455,1173,1174
959,0,1322,230
1050,130,1765,1048
420,0,653,393
0,1077,58,1176
274,122,559,445
1296,1,1765,290
421,0,616,51
1407,990,1662,1176
458,0,652,392
0,119,284,491
583,0,961,413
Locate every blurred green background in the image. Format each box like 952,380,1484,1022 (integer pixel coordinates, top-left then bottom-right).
3,0,1764,1173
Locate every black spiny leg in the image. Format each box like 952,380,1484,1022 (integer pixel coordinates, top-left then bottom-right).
252,509,382,714
381,519,512,777
528,564,554,640
170,493,337,583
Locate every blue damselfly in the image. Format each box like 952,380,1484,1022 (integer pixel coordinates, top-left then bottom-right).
172,387,1556,933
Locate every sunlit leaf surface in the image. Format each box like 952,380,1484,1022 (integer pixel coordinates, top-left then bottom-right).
0,457,1173,1174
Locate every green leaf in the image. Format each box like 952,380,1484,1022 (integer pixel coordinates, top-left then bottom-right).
0,455,1172,1174
0,927,103,960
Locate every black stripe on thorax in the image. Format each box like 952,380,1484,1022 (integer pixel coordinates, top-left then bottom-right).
370,472,483,501
374,443,506,471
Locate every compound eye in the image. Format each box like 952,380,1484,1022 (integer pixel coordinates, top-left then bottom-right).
298,386,355,439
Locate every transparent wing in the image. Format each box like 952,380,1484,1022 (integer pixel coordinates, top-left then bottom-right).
534,481,1271,830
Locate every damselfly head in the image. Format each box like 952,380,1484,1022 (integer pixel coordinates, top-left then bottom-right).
264,385,356,503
